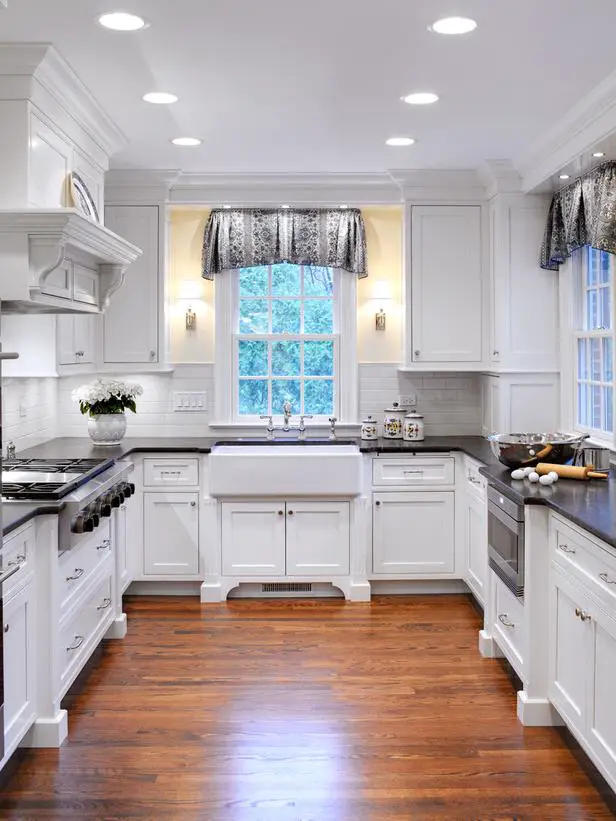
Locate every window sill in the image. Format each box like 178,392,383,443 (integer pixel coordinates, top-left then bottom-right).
209,421,361,436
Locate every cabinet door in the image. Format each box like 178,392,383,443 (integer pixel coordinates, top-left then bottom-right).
143,493,199,576
73,315,94,364
411,206,482,363
3,584,36,756
103,205,159,364
587,606,616,785
372,492,455,575
465,492,487,605
221,502,286,577
286,501,350,576
57,315,77,365
114,503,130,594
548,565,589,738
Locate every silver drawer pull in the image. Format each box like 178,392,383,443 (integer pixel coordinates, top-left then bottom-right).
469,476,482,485
97,597,112,611
4,624,9,633
96,539,111,551
559,544,576,554
575,607,592,622
66,635,85,652
402,470,423,475
599,572,616,585
160,470,182,476
66,568,85,581
7,554,26,567
0,564,21,585
498,613,515,629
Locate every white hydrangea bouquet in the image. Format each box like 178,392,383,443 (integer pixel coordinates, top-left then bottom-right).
72,378,143,417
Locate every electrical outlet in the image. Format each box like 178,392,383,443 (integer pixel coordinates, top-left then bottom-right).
173,392,207,412
398,394,417,407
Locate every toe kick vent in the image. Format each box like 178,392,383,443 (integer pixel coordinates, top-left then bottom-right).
261,583,313,593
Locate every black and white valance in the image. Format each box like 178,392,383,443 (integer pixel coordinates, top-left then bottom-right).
201,208,367,279
540,161,616,270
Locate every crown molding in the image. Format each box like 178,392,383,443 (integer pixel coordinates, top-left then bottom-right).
105,169,180,204
0,43,126,160
388,168,487,202
478,159,523,199
517,66,616,193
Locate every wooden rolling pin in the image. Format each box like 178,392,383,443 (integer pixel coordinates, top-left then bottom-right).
536,463,609,480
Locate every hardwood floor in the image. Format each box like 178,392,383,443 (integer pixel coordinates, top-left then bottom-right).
0,594,614,820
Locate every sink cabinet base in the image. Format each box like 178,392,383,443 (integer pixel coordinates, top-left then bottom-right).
201,577,371,603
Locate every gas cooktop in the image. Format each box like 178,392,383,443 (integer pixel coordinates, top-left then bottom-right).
1,457,115,500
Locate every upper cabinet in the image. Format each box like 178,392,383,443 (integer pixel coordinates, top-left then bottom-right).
103,205,160,364
407,205,484,367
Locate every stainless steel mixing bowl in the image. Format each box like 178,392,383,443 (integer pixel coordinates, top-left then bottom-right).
487,433,589,469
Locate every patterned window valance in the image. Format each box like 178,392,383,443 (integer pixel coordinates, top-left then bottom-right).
540,161,616,270
201,207,367,279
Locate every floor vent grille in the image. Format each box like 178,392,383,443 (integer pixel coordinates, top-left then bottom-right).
261,583,313,593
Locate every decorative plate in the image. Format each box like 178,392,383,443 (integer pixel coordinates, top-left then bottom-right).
69,172,100,222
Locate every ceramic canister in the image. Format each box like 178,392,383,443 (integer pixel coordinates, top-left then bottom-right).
361,415,378,440
403,410,425,441
383,402,405,439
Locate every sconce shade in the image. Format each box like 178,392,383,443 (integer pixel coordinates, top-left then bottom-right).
177,280,204,301
372,279,392,301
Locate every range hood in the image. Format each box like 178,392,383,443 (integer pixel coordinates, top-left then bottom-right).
0,209,141,314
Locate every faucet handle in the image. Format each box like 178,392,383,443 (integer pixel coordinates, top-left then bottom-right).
328,417,338,440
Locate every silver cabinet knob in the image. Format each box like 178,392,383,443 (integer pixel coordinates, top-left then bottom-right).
288,510,294,516
375,500,381,506
75,350,85,357
414,350,421,357
278,510,284,516
4,624,8,633
149,350,156,361
190,501,197,507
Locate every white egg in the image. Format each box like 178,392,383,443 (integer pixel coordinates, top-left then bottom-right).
511,469,525,480
548,471,559,482
523,467,534,477
528,472,540,483
539,474,555,485
528,449,536,456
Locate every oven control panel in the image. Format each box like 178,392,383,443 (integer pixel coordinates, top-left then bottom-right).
70,482,135,534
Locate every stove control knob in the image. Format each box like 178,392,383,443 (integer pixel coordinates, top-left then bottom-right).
129,483,135,495
110,492,121,508
100,495,112,517
122,482,132,498
70,515,85,534
83,515,95,533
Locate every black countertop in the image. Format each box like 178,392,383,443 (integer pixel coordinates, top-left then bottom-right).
2,502,64,539
479,463,616,549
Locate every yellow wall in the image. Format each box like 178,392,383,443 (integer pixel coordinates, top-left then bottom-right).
169,205,403,364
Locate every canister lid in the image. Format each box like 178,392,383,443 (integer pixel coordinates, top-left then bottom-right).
405,410,423,418
384,402,403,412
362,415,376,423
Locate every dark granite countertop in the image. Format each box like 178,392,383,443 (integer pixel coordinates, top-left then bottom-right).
479,463,616,549
2,501,64,538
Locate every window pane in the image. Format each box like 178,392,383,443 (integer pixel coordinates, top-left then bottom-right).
304,380,334,415
604,386,614,433
603,337,613,382
600,286,611,329
587,248,598,287
578,383,589,427
600,251,611,284
272,341,300,376
592,384,602,429
304,266,334,296
239,266,268,296
304,299,333,333
238,340,268,376
272,263,300,296
239,299,268,333
304,340,334,376
578,339,588,379
586,289,598,330
272,299,300,333
272,379,301,415
238,379,268,415
590,338,601,381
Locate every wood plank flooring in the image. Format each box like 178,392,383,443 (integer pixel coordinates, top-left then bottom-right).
0,594,615,820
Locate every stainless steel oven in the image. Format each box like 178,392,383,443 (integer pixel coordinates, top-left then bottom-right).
487,485,525,599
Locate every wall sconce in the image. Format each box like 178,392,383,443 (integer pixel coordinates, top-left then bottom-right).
372,279,392,331
177,280,204,331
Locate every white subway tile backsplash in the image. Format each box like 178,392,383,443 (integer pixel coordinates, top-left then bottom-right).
2,377,58,450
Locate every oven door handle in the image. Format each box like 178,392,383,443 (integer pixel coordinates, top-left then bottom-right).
488,500,525,538
0,564,21,586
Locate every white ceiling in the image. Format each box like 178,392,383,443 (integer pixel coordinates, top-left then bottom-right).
2,0,616,174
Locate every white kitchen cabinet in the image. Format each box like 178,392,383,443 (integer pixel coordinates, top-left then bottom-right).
3,581,36,759
221,502,286,576
143,492,199,576
464,487,487,606
410,205,483,364
286,501,349,576
587,605,616,783
57,314,94,366
103,205,159,364
372,491,455,575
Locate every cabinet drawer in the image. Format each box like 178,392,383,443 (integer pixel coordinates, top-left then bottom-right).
143,457,199,487
58,522,111,616
552,515,616,612
73,264,99,305
464,457,486,498
372,456,454,487
60,574,113,692
1,523,35,599
492,571,525,675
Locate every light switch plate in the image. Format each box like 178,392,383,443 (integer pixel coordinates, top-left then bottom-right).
398,394,417,407
173,391,207,412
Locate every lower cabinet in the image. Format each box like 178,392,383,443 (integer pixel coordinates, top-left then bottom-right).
3,580,36,759
221,500,350,577
143,492,199,576
372,491,455,575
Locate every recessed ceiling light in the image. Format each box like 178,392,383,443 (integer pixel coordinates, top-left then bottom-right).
386,137,415,146
97,12,147,31
593,152,606,158
143,92,178,104
402,92,439,105
430,16,477,35
171,137,202,146
559,174,571,180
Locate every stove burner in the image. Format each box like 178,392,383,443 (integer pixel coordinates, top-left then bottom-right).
3,458,108,474
1,457,116,500
1,484,27,495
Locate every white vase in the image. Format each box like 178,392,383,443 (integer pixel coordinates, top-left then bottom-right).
87,412,127,446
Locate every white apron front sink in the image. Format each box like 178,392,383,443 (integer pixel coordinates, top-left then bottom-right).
209,443,362,497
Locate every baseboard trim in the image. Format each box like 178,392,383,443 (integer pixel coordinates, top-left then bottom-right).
127,581,202,596
370,579,470,595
